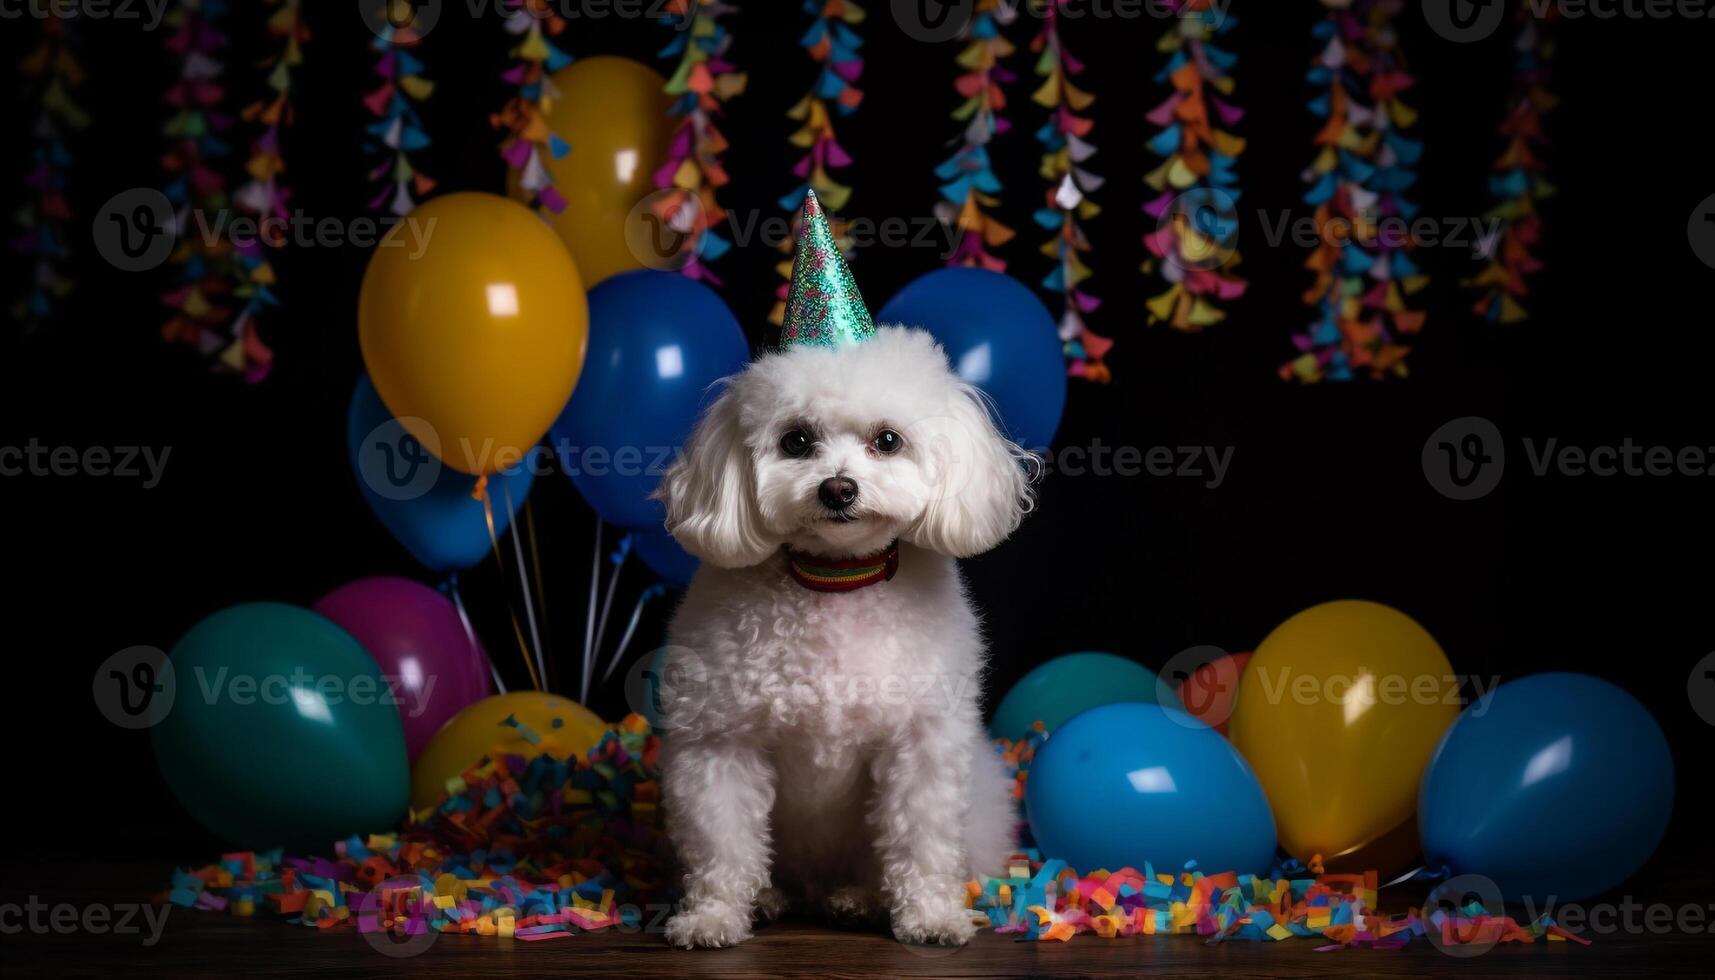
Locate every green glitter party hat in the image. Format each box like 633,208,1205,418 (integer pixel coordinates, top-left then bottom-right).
779,189,875,350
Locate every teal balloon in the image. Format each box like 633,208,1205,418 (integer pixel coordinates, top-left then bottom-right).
152,603,409,850
990,652,1179,741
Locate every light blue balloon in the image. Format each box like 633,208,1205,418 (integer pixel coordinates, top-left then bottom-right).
1419,673,1673,903
1026,701,1278,875
347,374,534,573
990,652,1177,741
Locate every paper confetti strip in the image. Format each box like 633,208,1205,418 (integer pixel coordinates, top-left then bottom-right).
1141,0,1247,332
1285,0,1428,383
771,0,866,327
1469,2,1555,324
935,0,1017,273
1029,0,1109,382
493,0,573,215
364,4,437,216
655,0,747,284
10,14,88,329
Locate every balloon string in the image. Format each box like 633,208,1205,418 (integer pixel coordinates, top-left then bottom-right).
589,536,628,675
478,479,542,691
522,500,552,689
446,573,506,695
502,480,548,697
580,517,602,703
599,586,661,686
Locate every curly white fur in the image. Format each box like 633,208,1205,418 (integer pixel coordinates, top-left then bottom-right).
652,328,1033,949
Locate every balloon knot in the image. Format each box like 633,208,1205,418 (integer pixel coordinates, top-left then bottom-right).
471,473,489,503
1308,854,1325,875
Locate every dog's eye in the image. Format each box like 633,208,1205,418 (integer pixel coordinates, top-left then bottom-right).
872,429,903,455
780,428,814,458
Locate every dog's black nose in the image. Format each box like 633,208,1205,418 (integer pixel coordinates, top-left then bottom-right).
818,476,859,511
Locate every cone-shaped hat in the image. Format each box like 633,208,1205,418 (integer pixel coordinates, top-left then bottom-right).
779,189,875,349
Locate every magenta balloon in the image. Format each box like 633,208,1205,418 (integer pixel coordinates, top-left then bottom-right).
312,577,491,761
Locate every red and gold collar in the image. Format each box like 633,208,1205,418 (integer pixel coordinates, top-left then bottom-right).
784,541,900,593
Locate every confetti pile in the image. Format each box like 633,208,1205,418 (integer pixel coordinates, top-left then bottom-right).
1287,0,1428,383
363,4,437,216
11,14,86,328
656,0,747,284
935,0,1018,273
494,1,573,214
162,717,671,943
1470,2,1555,324
772,0,866,326
1029,0,1109,382
1141,0,1247,332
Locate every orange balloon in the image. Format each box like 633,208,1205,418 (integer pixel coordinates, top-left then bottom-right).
359,192,587,475
512,56,673,286
1173,651,1251,735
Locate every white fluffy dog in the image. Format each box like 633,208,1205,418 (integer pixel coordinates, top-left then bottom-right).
651,327,1035,948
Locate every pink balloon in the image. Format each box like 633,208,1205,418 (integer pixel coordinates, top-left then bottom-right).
313,577,491,761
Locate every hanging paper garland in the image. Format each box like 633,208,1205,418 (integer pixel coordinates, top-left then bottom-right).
364,4,437,216
1469,2,1555,324
770,0,865,327
935,0,1017,273
10,14,88,329
494,1,573,214
1285,0,1428,383
159,0,258,376
1140,0,1246,332
1029,0,1108,382
655,0,747,284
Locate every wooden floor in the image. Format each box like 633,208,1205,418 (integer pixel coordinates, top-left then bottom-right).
6,858,1713,978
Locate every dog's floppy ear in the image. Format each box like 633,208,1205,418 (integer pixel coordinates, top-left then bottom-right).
655,381,777,568
906,383,1037,558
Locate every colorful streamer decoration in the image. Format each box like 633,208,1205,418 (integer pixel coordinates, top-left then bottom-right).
159,0,257,375
364,4,437,216
655,0,747,284
11,14,87,329
495,1,573,214
1140,1,1247,332
1469,3,1555,324
1285,0,1428,383
935,0,1017,273
1029,0,1108,382
771,0,865,327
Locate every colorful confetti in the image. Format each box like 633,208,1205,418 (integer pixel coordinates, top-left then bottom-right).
160,717,672,942
655,0,747,284
1469,1,1556,324
1029,0,1109,382
493,0,574,215
771,0,865,327
934,0,1018,273
10,14,87,330
1285,0,1428,383
363,2,438,216
1141,0,1247,332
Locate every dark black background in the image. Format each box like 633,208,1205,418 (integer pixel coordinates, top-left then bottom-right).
2,2,1711,871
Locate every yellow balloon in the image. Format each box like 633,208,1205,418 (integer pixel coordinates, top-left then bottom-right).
410,692,607,810
513,56,673,286
1229,600,1460,867
359,192,587,475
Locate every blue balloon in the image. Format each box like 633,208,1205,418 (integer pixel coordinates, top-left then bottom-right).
1419,673,1673,903
989,652,1179,741
631,526,698,588
550,270,750,529
347,375,534,573
1027,702,1278,875
877,267,1066,450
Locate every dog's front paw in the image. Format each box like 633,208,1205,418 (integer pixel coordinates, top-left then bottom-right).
665,902,753,949
891,898,978,947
